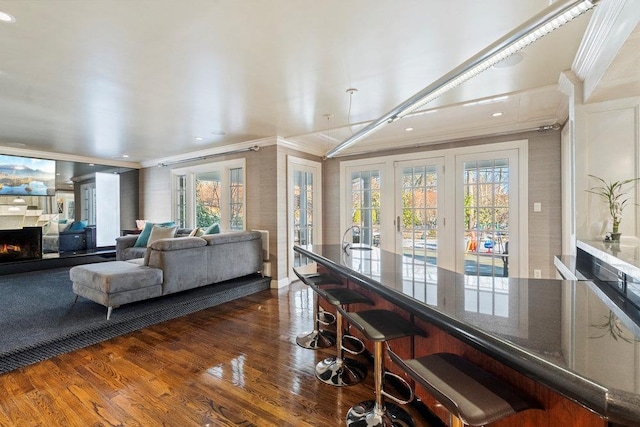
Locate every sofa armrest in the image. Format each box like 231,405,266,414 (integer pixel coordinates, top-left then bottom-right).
116,235,140,260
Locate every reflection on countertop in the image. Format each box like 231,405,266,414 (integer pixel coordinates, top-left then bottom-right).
295,244,640,425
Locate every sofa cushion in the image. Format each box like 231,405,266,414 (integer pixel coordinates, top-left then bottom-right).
144,236,207,266
134,221,175,247
147,224,177,246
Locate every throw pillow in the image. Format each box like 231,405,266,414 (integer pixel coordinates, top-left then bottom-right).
147,224,178,246
204,223,220,235
68,220,87,231
188,227,204,237
134,221,175,247
57,221,71,233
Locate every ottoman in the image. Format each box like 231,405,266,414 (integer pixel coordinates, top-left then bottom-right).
70,261,163,319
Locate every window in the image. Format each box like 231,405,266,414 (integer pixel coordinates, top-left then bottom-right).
172,159,245,230
175,175,187,228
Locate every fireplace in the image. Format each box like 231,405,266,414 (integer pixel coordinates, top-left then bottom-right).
0,227,42,263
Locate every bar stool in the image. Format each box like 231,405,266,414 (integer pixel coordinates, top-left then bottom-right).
293,270,341,349
337,308,425,427
388,351,542,427
312,285,374,387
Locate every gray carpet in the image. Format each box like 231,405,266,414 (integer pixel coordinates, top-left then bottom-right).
0,267,270,374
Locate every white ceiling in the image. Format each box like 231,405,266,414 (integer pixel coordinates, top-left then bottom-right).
0,0,629,165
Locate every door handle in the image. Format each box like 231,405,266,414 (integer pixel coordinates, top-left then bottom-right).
397,216,400,232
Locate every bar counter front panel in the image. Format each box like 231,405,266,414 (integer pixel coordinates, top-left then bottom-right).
294,244,640,427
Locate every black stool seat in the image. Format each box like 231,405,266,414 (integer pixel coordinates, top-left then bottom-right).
389,352,541,426
298,272,343,286
314,286,373,307
338,308,424,341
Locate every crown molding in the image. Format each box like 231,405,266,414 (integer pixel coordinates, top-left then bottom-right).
573,0,640,101
276,136,327,157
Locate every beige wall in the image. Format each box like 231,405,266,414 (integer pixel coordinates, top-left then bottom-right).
138,130,561,282
322,129,562,278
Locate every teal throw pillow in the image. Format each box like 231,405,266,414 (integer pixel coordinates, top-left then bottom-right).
204,223,220,235
134,221,175,247
68,220,87,231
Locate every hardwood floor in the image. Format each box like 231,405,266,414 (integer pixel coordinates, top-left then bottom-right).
0,281,440,426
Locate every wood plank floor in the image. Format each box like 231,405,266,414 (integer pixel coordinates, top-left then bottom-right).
0,281,441,426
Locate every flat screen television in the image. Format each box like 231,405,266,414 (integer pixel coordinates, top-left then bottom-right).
0,154,56,196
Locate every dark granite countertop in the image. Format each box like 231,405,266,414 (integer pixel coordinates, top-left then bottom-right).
294,244,640,426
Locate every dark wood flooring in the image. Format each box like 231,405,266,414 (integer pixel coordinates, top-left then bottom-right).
0,280,440,426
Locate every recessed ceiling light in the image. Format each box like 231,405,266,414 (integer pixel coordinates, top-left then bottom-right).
405,127,414,132
122,154,129,158
0,11,15,23
492,112,504,117
89,163,95,166
195,137,204,141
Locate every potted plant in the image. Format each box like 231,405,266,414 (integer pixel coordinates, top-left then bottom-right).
588,175,640,240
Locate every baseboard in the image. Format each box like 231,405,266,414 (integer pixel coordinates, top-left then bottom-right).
270,277,290,289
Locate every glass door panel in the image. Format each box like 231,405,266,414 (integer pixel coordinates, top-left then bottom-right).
289,157,322,279
348,170,381,247
395,159,443,266
463,158,510,277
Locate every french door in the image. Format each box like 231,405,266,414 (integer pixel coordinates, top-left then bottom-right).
342,142,525,277
456,149,521,277
288,156,322,279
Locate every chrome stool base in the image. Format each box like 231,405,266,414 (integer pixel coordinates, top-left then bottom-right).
346,400,414,427
315,356,367,386
296,330,336,349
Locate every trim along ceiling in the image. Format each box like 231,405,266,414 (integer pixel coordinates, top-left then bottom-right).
0,0,638,168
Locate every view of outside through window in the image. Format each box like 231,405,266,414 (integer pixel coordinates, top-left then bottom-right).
175,175,186,228
229,167,244,230
463,159,509,277
400,165,438,266
293,170,313,267
196,171,221,228
349,170,381,247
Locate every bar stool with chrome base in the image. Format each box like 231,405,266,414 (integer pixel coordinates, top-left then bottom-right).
388,351,542,427
293,269,341,349
338,307,425,427
311,285,374,387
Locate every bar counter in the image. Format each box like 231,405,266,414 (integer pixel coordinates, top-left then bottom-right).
294,244,640,427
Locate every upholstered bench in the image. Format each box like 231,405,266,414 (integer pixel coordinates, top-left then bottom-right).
70,261,163,320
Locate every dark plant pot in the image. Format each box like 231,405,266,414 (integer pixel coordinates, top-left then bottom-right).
611,232,621,241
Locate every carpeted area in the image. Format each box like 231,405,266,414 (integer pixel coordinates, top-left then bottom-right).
0,267,270,374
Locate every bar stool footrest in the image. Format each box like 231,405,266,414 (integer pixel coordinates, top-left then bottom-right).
295,329,336,350
315,356,367,387
346,400,415,427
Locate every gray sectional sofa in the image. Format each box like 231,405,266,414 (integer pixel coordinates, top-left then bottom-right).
70,230,264,318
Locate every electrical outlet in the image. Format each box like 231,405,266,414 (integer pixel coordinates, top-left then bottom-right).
534,269,542,278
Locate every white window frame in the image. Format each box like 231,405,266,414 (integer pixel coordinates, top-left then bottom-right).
171,158,246,230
